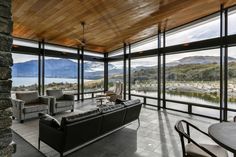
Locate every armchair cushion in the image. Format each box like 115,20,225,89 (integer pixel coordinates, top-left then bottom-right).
23,104,48,113
16,92,39,105
186,143,228,157
46,90,64,100
39,113,60,129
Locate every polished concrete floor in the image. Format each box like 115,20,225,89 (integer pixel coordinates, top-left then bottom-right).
12,99,232,157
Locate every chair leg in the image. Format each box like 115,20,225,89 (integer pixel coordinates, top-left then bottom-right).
38,139,40,150
71,109,74,112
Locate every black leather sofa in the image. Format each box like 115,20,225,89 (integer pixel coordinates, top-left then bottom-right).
38,99,142,157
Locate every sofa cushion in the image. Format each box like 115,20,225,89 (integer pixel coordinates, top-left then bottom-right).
23,104,48,113
46,90,64,100
56,101,73,108
61,109,101,127
122,99,141,107
99,104,124,114
39,113,60,129
16,92,39,105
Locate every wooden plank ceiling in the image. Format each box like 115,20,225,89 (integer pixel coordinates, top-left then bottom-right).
12,0,236,53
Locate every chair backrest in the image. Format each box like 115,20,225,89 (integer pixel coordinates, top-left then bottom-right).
175,120,188,157
46,89,64,100
115,82,123,96
175,120,217,157
16,92,39,105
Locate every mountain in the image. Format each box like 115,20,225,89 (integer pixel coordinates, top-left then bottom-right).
167,56,236,67
12,56,236,81
12,59,116,79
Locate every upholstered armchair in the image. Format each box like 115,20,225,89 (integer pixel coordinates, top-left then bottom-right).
46,90,74,115
12,92,50,123
106,82,123,102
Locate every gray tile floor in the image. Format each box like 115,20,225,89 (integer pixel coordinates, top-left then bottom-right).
12,100,233,157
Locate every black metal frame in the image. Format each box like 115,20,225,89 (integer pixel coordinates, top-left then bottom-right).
81,46,84,101
11,4,236,121
123,43,127,100
106,5,236,121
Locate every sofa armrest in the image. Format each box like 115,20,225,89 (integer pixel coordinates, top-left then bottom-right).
63,94,74,101
39,96,50,105
11,98,25,110
39,119,64,151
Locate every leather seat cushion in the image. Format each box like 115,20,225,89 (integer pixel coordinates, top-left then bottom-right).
186,143,228,157
23,104,48,113
122,99,141,107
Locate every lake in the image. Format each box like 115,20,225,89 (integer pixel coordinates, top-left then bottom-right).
12,77,92,86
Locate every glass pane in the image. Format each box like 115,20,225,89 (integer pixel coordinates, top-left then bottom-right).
165,49,220,109
108,49,123,57
228,9,236,35
131,56,158,97
45,57,78,94
45,44,77,53
166,15,220,46
228,47,236,120
131,36,158,53
13,38,38,48
84,61,104,92
12,53,38,97
108,61,123,90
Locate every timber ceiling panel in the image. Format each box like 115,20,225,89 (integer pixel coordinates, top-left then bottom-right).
12,0,236,53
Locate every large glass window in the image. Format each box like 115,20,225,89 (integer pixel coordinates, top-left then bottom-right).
45,57,78,94
228,47,236,120
108,49,123,57
165,49,220,117
131,36,158,53
228,9,236,35
166,15,220,46
131,56,158,105
12,53,38,96
108,61,123,91
84,61,104,93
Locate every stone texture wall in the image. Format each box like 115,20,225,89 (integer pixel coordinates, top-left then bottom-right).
0,0,15,156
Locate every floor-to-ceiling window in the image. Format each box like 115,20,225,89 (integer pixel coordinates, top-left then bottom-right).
44,57,78,95
227,46,236,120
12,53,39,97
108,61,123,91
84,61,104,98
131,56,158,104
165,49,220,117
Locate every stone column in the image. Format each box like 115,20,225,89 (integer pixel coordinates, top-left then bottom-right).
0,0,15,156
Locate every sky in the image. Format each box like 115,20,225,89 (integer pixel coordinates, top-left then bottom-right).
13,11,236,67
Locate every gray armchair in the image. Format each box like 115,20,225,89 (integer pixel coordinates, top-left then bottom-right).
46,90,74,115
12,92,50,123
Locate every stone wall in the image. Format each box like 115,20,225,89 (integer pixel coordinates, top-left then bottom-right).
0,0,15,156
